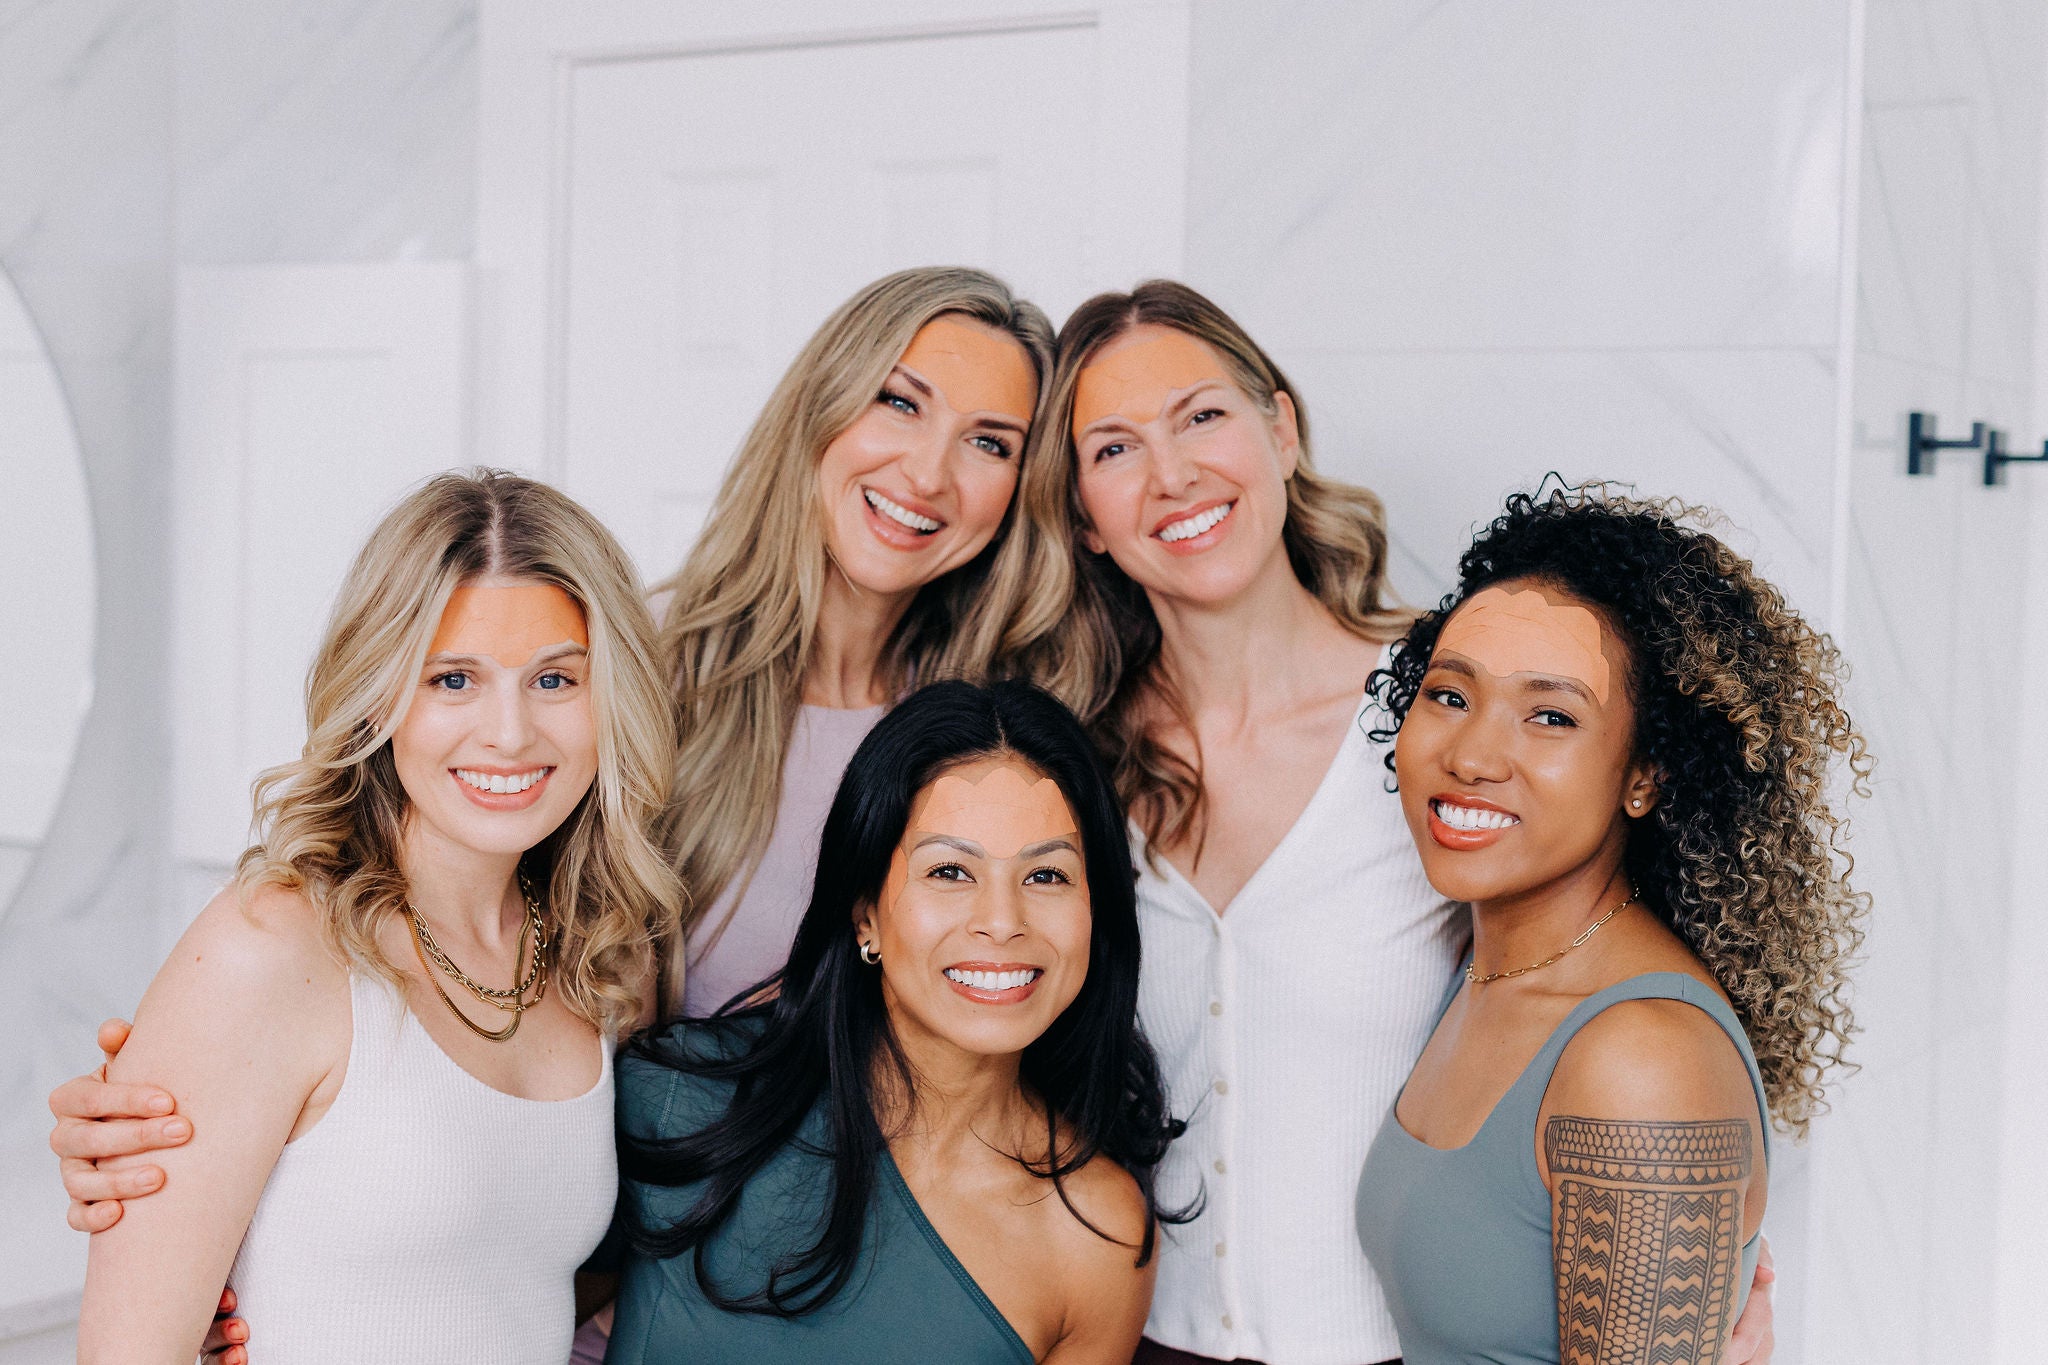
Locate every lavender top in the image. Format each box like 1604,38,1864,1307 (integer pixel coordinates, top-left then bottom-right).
679,703,887,1018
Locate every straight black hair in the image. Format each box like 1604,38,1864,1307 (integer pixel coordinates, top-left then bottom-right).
619,679,1186,1315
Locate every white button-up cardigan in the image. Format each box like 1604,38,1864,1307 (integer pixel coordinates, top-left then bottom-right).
1135,690,1468,1365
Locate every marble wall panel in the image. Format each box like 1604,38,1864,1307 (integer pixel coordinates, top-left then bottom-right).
1802,0,2046,1346
1275,344,1840,615
1861,0,2047,390
1807,367,2034,1362
1799,357,1962,1362
1992,476,2048,1364
0,2,172,263
174,0,477,263
1859,102,1974,372
0,0,176,1342
1185,0,1850,355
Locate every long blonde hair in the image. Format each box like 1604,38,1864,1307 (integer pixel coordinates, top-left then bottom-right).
1014,280,1410,854
238,470,684,1031
656,268,1060,956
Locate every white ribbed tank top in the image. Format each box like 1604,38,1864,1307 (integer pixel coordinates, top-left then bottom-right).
227,973,616,1364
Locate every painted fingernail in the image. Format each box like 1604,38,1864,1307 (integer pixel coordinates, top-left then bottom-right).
148,1095,173,1114
162,1119,190,1139
228,1323,247,1342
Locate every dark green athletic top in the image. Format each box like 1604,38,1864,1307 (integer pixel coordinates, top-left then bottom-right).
1354,971,1769,1365
601,1023,1035,1365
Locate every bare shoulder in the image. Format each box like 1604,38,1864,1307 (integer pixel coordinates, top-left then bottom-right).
92,883,351,1197
1033,1150,1155,1362
110,883,348,1086
166,882,345,997
1043,1150,1152,1271
1546,995,1757,1124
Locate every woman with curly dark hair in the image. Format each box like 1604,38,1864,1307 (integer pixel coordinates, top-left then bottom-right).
1354,484,1868,1365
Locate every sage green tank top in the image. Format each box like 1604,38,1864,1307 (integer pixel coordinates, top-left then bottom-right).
603,1031,1034,1365
1354,971,1769,1365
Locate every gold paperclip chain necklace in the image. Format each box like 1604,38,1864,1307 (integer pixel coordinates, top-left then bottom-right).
1466,886,1640,985
406,873,550,1042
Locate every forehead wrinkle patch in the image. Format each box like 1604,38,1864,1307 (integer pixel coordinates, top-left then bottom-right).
911,766,1076,862
1073,329,1231,438
1436,586,1612,705
898,316,1036,428
430,584,589,671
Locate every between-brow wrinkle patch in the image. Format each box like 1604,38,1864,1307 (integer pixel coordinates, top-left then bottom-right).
1435,586,1611,705
897,316,1036,428
911,764,1076,861
1072,328,1230,437
429,584,589,670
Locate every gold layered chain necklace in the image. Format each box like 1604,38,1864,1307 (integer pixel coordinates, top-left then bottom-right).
1466,886,1640,985
406,873,551,1041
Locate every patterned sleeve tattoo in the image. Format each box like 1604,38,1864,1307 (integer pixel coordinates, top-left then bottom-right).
1547,1117,1752,1365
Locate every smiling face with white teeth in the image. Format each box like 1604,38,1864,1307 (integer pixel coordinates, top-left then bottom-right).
1070,324,1302,609
390,575,600,863
854,755,1090,1060
814,315,1037,605
1393,578,1659,909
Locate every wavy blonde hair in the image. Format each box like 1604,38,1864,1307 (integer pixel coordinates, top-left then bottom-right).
1010,280,1410,854
655,268,1060,972
238,469,684,1032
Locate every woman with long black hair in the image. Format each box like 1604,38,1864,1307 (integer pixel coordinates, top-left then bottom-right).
594,678,1184,1363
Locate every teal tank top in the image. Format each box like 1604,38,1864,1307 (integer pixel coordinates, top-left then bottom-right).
603,1028,1033,1365
1354,971,1769,1365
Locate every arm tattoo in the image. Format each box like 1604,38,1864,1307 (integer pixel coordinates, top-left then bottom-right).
1547,1117,1752,1365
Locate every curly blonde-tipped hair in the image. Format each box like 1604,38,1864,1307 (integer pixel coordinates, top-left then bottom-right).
1010,279,1409,856
238,469,684,1032
653,268,1059,985
1369,483,1871,1135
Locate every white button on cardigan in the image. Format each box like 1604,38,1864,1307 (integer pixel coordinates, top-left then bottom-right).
1135,687,1468,1365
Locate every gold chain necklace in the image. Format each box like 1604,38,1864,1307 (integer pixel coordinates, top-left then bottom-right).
406,874,551,1042
1466,886,1639,985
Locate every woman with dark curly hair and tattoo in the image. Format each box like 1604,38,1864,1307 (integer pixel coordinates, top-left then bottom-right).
1354,484,1868,1365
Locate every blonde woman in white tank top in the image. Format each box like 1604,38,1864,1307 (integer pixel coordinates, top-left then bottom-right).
58,272,1066,1362
76,472,682,1363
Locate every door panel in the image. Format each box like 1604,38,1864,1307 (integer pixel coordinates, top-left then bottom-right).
172,264,470,869
560,25,1096,578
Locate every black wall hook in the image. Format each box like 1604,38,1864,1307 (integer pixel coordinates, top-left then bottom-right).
1984,428,2048,485
1907,411,1985,475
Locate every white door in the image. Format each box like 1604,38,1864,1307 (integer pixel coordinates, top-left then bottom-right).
172,264,471,874
478,1,1191,580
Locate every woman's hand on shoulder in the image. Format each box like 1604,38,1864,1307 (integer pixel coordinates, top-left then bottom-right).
1040,1155,1157,1364
1540,998,1764,1365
